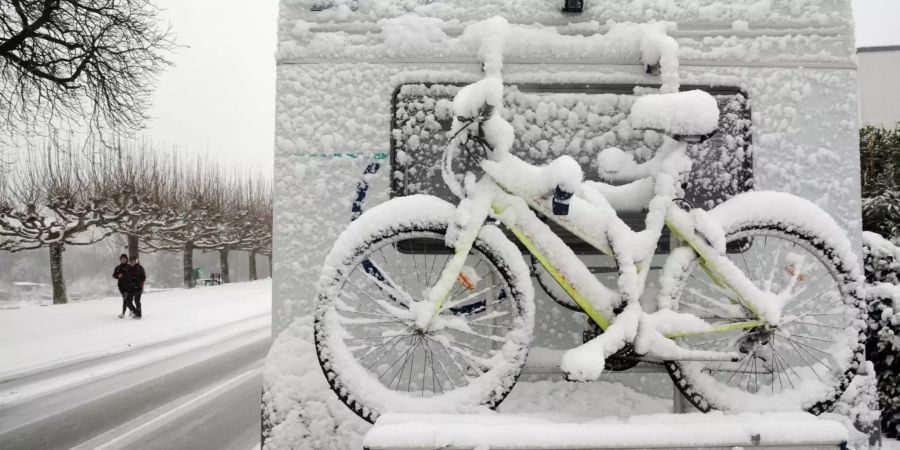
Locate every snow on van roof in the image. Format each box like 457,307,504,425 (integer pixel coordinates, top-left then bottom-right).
281,0,853,29
277,1,856,65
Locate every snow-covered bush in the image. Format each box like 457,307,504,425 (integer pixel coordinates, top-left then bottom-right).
862,231,900,438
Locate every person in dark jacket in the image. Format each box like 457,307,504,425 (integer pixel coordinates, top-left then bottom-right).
123,257,147,319
113,254,132,318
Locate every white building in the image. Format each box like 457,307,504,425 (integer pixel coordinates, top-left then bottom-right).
858,45,900,127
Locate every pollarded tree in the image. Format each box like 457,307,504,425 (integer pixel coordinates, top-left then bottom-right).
195,172,246,284
237,176,272,281
0,145,125,303
142,155,229,288
92,142,181,259
196,171,273,283
0,0,173,138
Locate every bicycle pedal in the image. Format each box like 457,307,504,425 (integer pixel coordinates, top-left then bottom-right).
562,372,594,383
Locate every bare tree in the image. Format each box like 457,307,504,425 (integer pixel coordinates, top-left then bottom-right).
1,144,275,297
0,142,123,303
0,0,172,138
93,141,179,259
196,170,242,284
237,175,272,281
142,155,228,288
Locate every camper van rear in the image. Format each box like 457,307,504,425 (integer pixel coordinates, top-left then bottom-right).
265,1,861,447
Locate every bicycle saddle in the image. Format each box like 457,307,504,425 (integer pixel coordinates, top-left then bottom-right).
629,90,720,141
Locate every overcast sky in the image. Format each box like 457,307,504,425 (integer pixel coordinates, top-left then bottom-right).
138,0,900,173
140,0,278,173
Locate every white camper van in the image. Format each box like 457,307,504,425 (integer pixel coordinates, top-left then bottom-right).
264,1,862,447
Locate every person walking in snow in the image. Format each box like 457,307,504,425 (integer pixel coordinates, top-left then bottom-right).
123,256,146,319
113,254,132,318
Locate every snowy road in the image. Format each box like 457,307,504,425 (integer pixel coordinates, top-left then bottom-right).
0,317,268,449
0,281,271,449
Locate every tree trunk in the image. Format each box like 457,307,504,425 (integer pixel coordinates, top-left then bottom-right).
249,250,258,281
183,241,195,288
220,248,230,283
268,254,272,277
127,234,139,260
49,243,67,304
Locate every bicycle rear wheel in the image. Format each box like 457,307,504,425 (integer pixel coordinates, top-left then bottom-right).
663,194,865,414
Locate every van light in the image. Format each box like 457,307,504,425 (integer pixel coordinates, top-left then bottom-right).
562,0,584,13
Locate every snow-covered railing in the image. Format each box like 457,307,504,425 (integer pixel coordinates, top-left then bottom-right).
363,412,848,450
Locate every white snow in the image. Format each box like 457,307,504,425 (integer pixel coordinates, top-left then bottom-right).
0,280,272,380
628,90,720,136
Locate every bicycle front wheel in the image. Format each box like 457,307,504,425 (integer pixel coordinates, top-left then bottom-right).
314,195,534,423
662,192,866,414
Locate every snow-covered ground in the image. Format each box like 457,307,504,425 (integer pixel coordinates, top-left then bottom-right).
0,280,271,449
0,280,271,381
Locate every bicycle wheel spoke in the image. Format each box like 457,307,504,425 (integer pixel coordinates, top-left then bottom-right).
421,341,430,396
365,334,411,371
377,246,412,298
404,339,421,392
345,272,409,318
762,237,779,291
778,334,833,358
363,263,414,307
435,333,495,356
345,333,416,341
381,336,419,387
431,336,473,382
425,339,456,390
432,335,490,368
355,333,409,361
725,355,752,385
771,338,798,389
769,338,784,391
441,283,502,312
786,283,839,316
789,321,843,329
781,335,823,380
789,333,834,344
787,335,834,372
443,324,506,344
337,290,410,328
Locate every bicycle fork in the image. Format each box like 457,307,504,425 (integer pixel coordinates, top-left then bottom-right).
415,185,496,331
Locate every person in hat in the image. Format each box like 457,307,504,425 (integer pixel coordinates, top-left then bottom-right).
112,254,133,318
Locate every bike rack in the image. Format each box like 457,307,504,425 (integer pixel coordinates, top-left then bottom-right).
363,412,849,450
523,346,698,413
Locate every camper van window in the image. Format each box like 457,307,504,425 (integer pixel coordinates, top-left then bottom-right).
390,83,752,255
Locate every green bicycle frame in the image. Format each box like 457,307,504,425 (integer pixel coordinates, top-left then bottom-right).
427,190,765,341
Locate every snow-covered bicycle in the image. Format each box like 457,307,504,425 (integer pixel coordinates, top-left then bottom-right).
314,77,866,423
